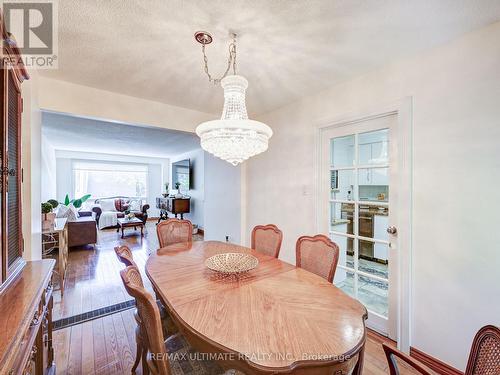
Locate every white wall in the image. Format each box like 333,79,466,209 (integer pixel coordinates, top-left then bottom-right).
204,153,241,244
246,21,500,371
170,149,205,228
54,150,169,217
21,71,42,261
41,135,57,202
38,77,213,133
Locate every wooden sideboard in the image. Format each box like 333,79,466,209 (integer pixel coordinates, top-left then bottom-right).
0,260,55,374
1,12,56,375
156,196,191,221
1,10,30,291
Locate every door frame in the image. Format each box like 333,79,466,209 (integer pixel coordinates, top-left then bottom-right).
314,97,413,353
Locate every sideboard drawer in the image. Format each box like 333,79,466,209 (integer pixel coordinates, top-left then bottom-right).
0,262,55,375
9,312,42,375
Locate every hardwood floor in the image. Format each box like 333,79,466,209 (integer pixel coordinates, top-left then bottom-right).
53,221,202,320
52,221,430,374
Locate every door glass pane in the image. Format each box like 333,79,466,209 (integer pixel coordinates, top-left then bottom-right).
358,167,389,202
330,202,354,235
358,240,389,280
357,274,388,317
358,129,389,165
335,269,355,297
330,169,355,200
331,135,355,167
357,204,389,241
330,233,354,271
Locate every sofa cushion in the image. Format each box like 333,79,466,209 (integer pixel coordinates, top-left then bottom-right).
129,199,141,211
100,199,116,212
74,216,96,223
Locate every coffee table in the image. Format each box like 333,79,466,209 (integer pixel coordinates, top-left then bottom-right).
117,217,144,238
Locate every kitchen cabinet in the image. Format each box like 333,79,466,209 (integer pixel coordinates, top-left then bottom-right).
359,168,371,185
359,141,387,165
371,168,388,185
359,143,372,165
359,167,388,186
358,141,389,186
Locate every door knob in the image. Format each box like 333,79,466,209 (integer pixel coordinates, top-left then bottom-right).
386,226,397,235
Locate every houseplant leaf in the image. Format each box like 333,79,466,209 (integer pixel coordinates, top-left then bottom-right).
80,194,91,203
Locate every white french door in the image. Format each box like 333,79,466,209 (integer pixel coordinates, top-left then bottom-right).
319,113,399,339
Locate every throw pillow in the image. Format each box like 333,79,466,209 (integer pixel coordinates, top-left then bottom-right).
55,204,79,222
100,199,116,212
129,199,141,212
67,204,79,222
56,204,69,218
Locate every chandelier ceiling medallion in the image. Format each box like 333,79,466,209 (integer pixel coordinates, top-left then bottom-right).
194,31,273,166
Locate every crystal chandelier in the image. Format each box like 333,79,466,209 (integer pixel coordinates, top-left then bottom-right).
194,32,273,166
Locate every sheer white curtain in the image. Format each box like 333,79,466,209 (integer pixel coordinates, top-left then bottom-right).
72,160,148,199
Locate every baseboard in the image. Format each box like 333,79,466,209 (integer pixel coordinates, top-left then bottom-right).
410,347,463,375
367,329,463,375
367,328,396,346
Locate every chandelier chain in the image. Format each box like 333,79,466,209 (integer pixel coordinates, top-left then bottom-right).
201,34,237,85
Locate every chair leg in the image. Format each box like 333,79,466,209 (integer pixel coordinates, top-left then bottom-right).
132,326,142,373
141,349,150,375
132,341,142,373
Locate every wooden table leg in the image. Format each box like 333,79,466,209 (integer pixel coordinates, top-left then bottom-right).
353,342,365,375
58,227,68,296
121,227,124,238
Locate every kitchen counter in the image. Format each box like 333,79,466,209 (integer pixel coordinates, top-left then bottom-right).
331,219,350,226
340,203,388,216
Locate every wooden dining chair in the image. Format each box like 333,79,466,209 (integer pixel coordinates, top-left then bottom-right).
383,325,500,375
382,344,433,375
465,325,500,375
251,224,283,258
114,245,173,373
120,265,230,375
115,255,148,373
156,218,193,248
295,235,340,283
114,245,137,268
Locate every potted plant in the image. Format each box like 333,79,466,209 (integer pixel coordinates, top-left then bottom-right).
41,202,56,230
124,209,135,221
47,199,59,210
163,182,169,198
63,193,91,208
174,182,182,198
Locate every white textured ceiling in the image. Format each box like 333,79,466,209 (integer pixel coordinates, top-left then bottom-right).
42,111,200,158
40,0,500,115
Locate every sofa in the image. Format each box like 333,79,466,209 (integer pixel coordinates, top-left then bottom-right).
68,211,98,248
92,196,150,229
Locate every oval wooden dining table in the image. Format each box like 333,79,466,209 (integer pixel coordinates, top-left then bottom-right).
146,241,367,375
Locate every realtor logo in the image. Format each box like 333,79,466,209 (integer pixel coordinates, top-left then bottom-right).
2,0,58,68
